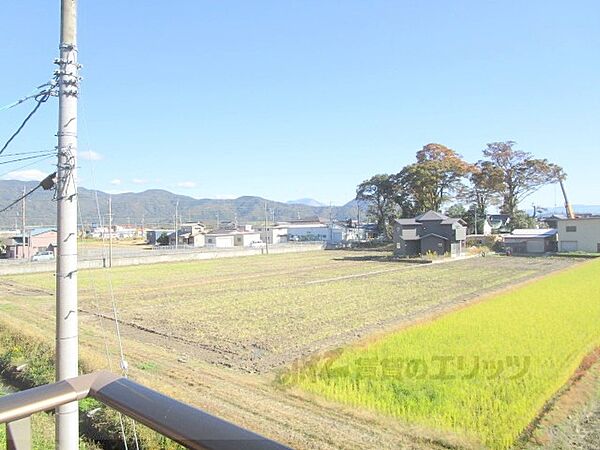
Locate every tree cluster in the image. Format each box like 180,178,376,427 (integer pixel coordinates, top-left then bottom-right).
356,141,563,237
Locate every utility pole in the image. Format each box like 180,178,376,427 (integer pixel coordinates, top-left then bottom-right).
21,186,26,259
55,1,79,448
264,201,269,254
174,200,179,250
108,196,113,267
329,202,333,244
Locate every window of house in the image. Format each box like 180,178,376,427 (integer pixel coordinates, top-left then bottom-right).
566,226,577,232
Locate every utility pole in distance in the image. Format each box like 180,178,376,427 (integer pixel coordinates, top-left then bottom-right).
55,0,80,448
264,201,269,255
108,196,113,267
174,200,179,250
21,185,26,259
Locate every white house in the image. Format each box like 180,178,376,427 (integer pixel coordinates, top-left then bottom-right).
256,224,289,245
205,225,261,248
546,216,600,253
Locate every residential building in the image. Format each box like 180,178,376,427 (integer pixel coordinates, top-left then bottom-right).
256,224,289,244
393,211,467,257
169,222,206,247
482,214,511,235
146,229,175,245
205,225,261,248
545,216,600,253
5,228,57,259
502,228,558,254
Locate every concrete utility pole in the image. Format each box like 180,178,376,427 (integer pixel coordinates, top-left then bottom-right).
108,196,113,267
21,186,26,259
264,201,269,254
55,1,79,448
175,200,179,250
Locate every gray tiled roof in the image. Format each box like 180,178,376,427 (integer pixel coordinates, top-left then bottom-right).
415,211,448,221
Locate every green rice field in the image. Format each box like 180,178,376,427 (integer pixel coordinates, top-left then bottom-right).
285,258,600,449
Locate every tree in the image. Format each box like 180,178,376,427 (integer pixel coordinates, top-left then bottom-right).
398,144,473,213
510,210,537,230
446,204,468,221
356,174,401,239
157,232,170,246
482,141,563,218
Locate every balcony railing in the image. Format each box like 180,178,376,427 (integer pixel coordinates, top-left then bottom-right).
0,371,291,450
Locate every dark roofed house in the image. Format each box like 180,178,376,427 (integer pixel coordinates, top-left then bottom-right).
393,211,467,257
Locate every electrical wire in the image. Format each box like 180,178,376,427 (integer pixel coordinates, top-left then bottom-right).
0,152,56,166
79,89,139,450
0,149,55,158
0,87,56,156
0,154,56,179
0,81,54,112
0,172,56,213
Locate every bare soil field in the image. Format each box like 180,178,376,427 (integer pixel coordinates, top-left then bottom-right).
0,251,584,449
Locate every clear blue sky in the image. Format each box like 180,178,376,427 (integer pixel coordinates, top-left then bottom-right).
1,1,599,207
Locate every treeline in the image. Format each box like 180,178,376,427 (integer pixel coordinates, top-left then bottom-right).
356,141,564,237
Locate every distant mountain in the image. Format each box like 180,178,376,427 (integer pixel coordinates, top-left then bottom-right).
286,198,327,207
536,205,600,216
0,180,365,228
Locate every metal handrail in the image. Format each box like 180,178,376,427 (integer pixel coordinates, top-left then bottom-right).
0,371,291,450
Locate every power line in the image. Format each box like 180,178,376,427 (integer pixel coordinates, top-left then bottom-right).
0,149,55,158
0,81,54,112
0,172,56,213
0,84,57,156
0,152,56,166
0,154,55,179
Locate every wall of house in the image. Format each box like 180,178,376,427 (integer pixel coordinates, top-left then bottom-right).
287,225,328,241
7,232,57,259
421,234,447,255
234,233,261,247
419,222,453,240
205,235,235,248
557,219,600,253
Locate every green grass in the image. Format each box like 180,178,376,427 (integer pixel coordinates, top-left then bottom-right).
284,258,600,449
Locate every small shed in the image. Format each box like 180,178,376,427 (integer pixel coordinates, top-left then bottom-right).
503,229,558,254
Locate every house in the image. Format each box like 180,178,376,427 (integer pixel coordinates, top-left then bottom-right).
483,214,511,235
5,228,57,259
205,225,261,248
545,216,600,253
256,223,289,245
393,211,467,257
502,228,558,254
146,229,175,245
285,217,345,243
169,222,206,247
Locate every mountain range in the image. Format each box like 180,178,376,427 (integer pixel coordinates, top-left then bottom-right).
0,180,362,228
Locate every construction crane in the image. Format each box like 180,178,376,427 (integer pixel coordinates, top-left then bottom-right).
558,178,575,219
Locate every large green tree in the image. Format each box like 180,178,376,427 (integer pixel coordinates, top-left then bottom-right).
398,143,473,213
356,174,401,239
483,141,563,217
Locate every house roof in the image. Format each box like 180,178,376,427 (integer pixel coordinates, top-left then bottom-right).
206,228,260,236
394,218,418,225
421,232,449,241
507,228,558,238
10,227,57,239
415,211,447,221
441,217,467,226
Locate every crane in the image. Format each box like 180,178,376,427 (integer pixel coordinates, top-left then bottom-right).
558,178,575,219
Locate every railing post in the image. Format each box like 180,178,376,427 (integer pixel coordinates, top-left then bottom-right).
6,416,31,450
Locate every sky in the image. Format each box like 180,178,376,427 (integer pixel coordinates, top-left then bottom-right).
1,1,599,208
